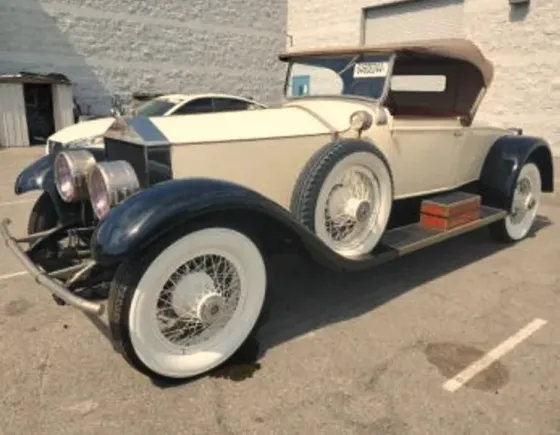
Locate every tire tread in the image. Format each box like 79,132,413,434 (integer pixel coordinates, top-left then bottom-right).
290,139,393,242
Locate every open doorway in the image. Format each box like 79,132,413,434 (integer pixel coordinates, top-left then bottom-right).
23,83,55,145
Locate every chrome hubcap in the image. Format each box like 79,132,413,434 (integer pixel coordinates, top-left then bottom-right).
196,293,226,324
512,177,534,218
156,256,241,348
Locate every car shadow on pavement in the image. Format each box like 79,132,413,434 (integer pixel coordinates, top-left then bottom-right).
205,215,553,385
83,216,552,388
263,216,550,333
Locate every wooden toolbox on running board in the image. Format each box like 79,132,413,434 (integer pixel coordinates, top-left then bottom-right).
420,192,481,231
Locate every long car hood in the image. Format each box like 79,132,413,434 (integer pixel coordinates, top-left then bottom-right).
148,106,334,144
48,117,115,144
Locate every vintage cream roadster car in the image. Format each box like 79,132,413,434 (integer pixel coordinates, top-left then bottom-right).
2,38,554,381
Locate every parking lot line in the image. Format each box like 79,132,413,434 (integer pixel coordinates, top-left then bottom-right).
0,271,27,281
0,199,34,207
442,318,548,393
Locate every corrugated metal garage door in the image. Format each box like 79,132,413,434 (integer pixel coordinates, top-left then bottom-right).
363,0,465,45
0,83,29,147
52,84,75,131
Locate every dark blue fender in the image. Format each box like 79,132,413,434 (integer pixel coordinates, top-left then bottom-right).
91,178,398,271
479,135,554,210
14,148,106,223
14,153,56,195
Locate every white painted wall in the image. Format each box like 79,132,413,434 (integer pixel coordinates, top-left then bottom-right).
288,0,560,156
0,0,287,116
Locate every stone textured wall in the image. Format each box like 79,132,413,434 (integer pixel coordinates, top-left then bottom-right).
288,0,560,156
0,0,287,115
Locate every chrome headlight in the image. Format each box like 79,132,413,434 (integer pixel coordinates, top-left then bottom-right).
54,150,97,202
87,161,140,220
349,110,373,132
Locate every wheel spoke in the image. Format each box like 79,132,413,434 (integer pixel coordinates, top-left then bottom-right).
154,253,242,349
323,166,378,248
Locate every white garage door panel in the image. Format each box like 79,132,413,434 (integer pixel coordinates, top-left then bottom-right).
363,0,465,45
52,84,75,131
0,83,29,147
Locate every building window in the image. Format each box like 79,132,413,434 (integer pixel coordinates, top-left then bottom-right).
291,75,310,96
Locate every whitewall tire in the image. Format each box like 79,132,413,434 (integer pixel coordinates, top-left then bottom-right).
291,141,393,258
108,226,267,380
489,162,542,242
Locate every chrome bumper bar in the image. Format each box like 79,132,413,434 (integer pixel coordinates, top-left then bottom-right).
0,218,105,316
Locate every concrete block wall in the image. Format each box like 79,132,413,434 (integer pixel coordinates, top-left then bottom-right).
0,0,287,115
288,0,560,156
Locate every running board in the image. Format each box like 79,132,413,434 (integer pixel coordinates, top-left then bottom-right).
378,205,507,256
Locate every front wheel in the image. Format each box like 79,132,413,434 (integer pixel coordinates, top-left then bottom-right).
107,225,267,381
489,162,542,243
28,192,59,235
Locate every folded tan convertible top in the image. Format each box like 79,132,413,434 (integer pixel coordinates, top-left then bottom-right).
278,38,494,87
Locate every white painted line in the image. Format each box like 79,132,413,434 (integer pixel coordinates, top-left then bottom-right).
0,271,27,281
0,199,34,207
442,318,548,393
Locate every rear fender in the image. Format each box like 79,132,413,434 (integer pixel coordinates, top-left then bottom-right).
91,178,398,271
479,135,554,210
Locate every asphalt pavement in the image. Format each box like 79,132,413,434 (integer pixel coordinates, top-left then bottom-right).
0,147,559,435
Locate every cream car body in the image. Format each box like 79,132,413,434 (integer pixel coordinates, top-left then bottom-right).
144,39,504,206
5,38,554,383
45,93,266,154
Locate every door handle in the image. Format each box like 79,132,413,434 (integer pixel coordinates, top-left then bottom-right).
453,130,463,137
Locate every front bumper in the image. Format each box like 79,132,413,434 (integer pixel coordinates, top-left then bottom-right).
0,218,105,316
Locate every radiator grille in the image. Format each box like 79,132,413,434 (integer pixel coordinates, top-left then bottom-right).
104,139,149,188
103,138,172,187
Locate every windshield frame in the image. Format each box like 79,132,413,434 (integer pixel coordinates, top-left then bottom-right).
283,52,397,104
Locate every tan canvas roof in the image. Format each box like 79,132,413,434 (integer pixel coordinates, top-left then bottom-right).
278,38,494,87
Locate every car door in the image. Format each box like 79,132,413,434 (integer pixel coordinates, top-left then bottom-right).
170,97,214,115
385,73,466,198
389,117,466,198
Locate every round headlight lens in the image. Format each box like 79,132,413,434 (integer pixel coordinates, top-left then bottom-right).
87,161,140,220
349,110,373,131
88,167,111,220
54,150,97,202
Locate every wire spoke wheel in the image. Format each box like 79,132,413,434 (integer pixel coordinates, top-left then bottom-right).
155,254,242,349
319,165,381,253
109,226,266,380
504,162,541,240
308,147,392,258
490,162,542,243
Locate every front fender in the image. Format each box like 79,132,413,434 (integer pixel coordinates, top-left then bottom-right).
14,147,106,224
91,178,397,271
14,154,55,195
14,147,106,195
479,135,554,210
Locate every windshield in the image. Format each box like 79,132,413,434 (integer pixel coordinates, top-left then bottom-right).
135,98,178,117
286,54,393,100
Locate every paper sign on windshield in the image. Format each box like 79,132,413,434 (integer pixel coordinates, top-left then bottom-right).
353,62,389,78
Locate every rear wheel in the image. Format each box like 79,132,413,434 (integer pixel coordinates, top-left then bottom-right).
489,162,541,242
108,225,267,381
